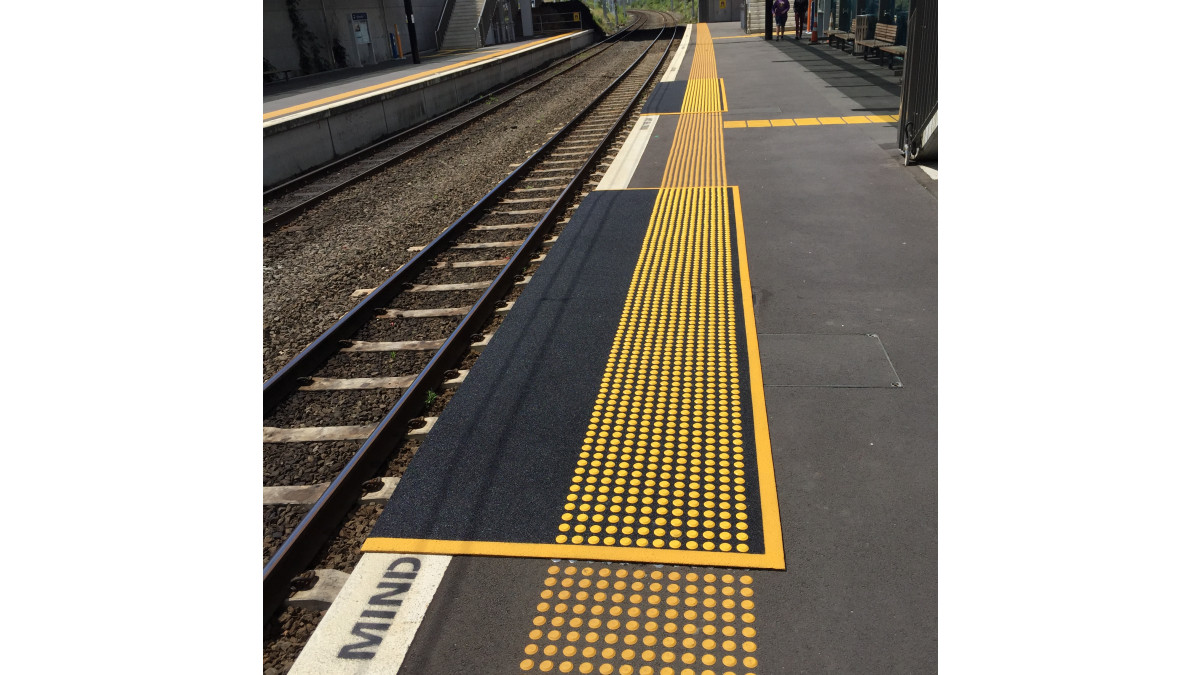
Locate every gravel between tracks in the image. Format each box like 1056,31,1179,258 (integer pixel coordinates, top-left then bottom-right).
263,39,653,381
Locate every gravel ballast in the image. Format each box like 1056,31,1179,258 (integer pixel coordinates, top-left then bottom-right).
263,41,652,381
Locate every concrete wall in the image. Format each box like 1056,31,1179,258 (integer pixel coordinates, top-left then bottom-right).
263,30,595,186
265,0,448,76
700,0,735,23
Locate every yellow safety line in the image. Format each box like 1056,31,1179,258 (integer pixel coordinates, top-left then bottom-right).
732,185,783,562
362,537,783,568
723,114,899,128
263,33,574,122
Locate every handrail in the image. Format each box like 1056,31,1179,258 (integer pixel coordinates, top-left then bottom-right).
477,0,500,46
436,0,459,50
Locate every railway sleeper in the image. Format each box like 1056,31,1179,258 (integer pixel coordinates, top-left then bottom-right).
286,569,350,611
337,330,494,354
350,259,543,296
376,301,516,319
263,416,437,444
298,368,469,392
264,475,401,508
405,236,557,252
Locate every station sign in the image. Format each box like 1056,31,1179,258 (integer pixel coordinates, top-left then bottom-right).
352,12,371,45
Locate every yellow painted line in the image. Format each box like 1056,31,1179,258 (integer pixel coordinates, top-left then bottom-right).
732,185,784,570
362,537,785,569
719,77,728,112
887,114,900,121
263,33,572,122
726,117,897,130
646,110,727,116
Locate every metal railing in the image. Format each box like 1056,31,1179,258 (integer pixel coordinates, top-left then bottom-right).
534,12,584,34
477,0,500,45
436,0,460,50
897,0,936,161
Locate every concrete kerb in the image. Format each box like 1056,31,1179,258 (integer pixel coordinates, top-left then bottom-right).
263,119,336,188
264,31,596,187
328,103,391,158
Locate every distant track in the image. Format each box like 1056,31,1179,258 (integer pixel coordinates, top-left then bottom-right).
262,19,649,235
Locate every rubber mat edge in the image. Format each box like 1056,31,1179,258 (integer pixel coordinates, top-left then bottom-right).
360,537,784,569
732,184,786,570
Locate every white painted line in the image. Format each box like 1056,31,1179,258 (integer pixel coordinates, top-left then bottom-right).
661,24,693,83
289,553,452,675
596,115,660,191
919,165,938,180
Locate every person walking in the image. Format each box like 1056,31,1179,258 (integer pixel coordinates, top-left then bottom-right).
794,0,809,38
773,0,790,40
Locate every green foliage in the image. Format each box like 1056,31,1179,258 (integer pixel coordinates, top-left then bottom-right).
286,0,330,75
602,0,700,25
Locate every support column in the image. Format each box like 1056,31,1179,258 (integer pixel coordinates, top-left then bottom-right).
520,0,533,37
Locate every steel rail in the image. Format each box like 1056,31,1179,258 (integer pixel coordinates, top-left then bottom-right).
263,25,679,620
262,18,648,235
264,25,650,414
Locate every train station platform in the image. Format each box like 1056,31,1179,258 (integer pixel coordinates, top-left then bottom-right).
263,30,595,187
288,20,936,674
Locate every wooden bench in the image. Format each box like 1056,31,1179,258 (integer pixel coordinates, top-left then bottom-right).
264,68,295,83
859,23,905,68
826,17,857,50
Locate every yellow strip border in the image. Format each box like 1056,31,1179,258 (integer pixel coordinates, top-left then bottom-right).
731,185,784,569
642,78,727,116
362,537,783,569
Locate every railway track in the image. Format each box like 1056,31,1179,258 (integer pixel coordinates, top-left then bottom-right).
265,17,682,669
262,18,651,235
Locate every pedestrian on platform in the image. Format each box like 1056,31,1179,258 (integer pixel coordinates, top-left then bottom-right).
773,0,790,40
794,0,809,37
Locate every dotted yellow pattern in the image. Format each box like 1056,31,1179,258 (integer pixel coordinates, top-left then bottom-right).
680,25,724,115
519,565,760,675
554,24,754,556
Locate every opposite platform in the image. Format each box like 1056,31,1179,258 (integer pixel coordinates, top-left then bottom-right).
264,30,594,187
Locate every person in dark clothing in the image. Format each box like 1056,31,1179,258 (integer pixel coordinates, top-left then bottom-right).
772,0,790,40
794,0,809,37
